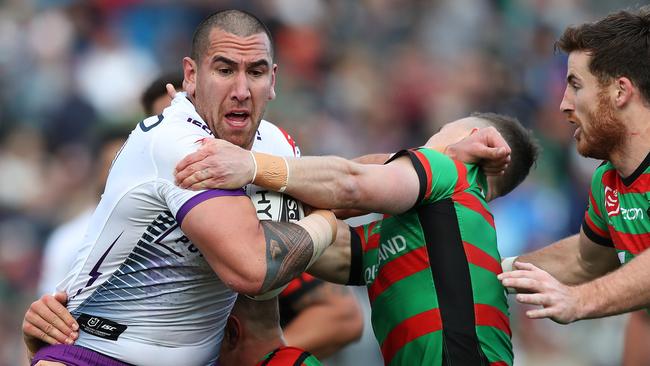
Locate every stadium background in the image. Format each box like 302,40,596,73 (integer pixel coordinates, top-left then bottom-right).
0,0,639,365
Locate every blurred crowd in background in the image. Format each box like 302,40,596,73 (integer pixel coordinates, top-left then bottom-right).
0,0,640,365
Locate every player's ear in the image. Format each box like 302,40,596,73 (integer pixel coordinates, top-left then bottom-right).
183,57,198,98
223,316,241,350
268,64,278,101
615,77,633,108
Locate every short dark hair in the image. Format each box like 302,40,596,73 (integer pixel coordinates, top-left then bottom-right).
472,112,540,197
191,9,274,62
140,72,183,116
556,6,650,103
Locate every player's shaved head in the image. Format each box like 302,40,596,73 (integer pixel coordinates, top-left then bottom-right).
191,9,274,62
229,296,281,337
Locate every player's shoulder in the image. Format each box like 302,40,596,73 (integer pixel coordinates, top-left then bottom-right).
254,120,300,157
590,160,616,186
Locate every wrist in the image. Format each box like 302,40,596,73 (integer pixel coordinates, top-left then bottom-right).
251,152,289,192
296,210,338,268
501,256,518,273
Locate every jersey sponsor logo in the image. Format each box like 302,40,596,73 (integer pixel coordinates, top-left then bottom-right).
377,235,408,264
621,207,645,221
77,313,127,341
604,186,620,217
364,264,378,284
363,235,409,284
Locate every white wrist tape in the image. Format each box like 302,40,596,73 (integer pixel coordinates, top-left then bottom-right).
501,256,518,294
501,256,517,273
296,210,337,269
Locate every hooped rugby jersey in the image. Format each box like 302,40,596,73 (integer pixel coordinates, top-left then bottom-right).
348,148,512,366
58,93,303,366
582,152,650,263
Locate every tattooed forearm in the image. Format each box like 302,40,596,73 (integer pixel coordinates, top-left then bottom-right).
260,221,314,293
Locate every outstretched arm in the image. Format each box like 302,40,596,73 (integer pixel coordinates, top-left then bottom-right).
497,230,631,324
503,230,619,285
175,127,510,214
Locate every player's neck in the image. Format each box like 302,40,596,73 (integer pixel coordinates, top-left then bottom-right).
609,119,650,178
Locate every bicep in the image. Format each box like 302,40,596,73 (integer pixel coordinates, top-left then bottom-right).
180,195,266,292
355,157,419,214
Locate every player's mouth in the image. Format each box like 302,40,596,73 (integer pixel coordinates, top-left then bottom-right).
224,110,251,128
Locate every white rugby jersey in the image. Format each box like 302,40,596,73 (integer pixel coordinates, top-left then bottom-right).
59,93,302,366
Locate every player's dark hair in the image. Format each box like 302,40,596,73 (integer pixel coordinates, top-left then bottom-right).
556,6,650,103
472,112,539,197
140,72,183,116
191,9,274,62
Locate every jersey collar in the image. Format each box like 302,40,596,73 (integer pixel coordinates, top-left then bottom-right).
621,150,650,187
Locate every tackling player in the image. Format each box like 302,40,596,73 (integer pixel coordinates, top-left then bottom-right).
173,112,539,365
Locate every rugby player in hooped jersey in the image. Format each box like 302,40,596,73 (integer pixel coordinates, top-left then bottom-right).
25,10,344,366
495,7,650,365
173,112,539,365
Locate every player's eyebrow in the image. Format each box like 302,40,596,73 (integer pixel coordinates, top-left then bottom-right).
211,55,237,67
247,59,270,69
566,73,580,84
210,56,269,69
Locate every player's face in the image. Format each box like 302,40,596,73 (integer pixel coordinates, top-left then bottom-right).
184,28,277,149
560,51,626,159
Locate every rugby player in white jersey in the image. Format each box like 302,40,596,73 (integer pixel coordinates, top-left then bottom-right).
25,10,339,366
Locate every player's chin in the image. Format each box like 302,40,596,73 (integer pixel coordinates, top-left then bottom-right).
221,130,255,149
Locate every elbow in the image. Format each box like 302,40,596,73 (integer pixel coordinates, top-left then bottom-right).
221,266,266,295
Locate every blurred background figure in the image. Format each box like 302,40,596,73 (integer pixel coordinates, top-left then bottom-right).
1,1,641,365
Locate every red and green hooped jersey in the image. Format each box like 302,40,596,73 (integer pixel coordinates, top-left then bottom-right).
582,152,650,263
348,148,512,366
256,346,322,366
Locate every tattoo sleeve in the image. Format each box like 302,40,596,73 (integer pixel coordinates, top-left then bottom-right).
260,221,314,293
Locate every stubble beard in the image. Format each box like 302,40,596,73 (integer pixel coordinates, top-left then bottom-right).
577,89,627,160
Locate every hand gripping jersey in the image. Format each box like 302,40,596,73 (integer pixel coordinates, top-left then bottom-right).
58,93,302,366
582,153,650,264
348,148,512,366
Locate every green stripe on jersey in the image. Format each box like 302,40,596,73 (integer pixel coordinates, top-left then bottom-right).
388,331,444,366
370,269,438,344
476,326,513,365
468,263,509,315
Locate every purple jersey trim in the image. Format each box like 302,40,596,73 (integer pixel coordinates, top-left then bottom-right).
176,188,246,225
32,344,134,366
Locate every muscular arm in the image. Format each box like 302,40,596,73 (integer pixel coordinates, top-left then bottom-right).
283,282,363,358
574,247,650,319
181,196,328,294
515,230,619,285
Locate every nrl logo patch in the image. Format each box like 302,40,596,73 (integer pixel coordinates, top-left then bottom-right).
604,186,620,217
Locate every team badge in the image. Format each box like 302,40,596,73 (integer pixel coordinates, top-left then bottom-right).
604,186,620,217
